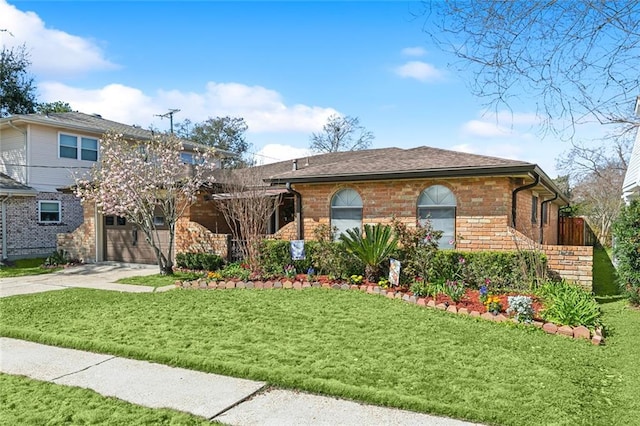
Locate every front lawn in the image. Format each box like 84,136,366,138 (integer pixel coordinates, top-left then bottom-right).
0,258,59,278
0,373,213,425
116,271,201,288
2,288,635,425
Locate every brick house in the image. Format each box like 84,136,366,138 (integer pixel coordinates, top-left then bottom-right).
59,145,593,289
258,147,592,288
0,111,224,261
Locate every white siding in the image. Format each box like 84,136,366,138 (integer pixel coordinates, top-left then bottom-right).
28,124,101,191
0,127,27,183
622,128,640,203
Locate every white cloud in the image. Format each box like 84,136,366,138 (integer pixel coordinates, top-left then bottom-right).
253,144,314,165
39,81,338,134
450,143,474,153
394,61,443,82
401,46,426,57
0,0,117,77
461,120,513,138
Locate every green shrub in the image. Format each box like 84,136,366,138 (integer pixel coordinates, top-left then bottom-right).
410,279,445,299
612,199,640,305
44,250,68,267
538,280,601,327
312,224,363,279
220,262,251,281
429,250,547,291
259,240,317,279
176,252,224,271
391,218,442,284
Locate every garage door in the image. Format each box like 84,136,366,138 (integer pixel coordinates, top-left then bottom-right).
104,216,171,264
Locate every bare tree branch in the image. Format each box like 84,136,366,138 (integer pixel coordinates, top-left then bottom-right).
310,114,375,153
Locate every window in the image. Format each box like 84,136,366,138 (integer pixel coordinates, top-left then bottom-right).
418,185,456,249
541,202,548,224
531,196,538,224
181,152,194,164
39,201,61,223
330,188,363,239
59,133,98,161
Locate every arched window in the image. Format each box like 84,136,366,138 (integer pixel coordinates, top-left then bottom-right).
331,188,363,239
418,185,457,249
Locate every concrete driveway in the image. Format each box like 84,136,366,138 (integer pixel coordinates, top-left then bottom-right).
0,262,161,298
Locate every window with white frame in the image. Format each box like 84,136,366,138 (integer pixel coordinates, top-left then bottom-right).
39,201,61,223
59,133,98,161
418,185,457,249
330,188,363,239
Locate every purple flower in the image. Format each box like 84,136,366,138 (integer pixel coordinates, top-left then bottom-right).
479,285,488,296
458,256,465,264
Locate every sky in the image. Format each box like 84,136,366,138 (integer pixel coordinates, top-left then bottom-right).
0,0,596,176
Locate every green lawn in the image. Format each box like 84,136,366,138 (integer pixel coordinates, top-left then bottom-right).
592,247,619,297
116,271,202,288
2,288,637,426
0,373,214,425
0,258,59,278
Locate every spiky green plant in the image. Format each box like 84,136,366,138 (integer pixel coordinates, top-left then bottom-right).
339,223,398,282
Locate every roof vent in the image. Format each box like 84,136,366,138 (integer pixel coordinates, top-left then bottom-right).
92,113,102,118
292,159,298,171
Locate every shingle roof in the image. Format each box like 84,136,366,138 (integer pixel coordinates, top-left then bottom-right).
0,173,36,194
266,146,534,183
3,111,155,140
1,112,237,157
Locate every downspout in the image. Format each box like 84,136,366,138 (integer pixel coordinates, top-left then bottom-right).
1,195,9,260
286,182,303,240
511,173,540,227
539,192,558,244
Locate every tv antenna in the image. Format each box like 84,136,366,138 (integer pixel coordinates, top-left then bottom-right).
155,108,181,134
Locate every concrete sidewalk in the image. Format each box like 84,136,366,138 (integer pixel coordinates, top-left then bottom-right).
0,262,163,298
0,337,481,425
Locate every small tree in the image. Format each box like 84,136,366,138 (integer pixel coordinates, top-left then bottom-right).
391,218,442,284
310,114,374,153
36,101,73,114
213,167,280,274
0,44,37,117
175,116,253,168
75,132,218,275
612,199,640,306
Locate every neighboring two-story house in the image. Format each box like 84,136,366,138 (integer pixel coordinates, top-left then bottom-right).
622,96,640,204
0,111,221,261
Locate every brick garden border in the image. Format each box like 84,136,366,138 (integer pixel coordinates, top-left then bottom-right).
175,278,604,345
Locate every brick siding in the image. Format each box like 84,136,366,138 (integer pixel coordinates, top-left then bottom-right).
4,192,83,259
273,178,592,290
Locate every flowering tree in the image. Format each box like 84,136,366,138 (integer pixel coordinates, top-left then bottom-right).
75,132,218,275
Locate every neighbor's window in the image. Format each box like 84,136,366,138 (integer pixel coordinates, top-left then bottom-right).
418,185,457,249
531,196,539,224
541,202,548,224
330,188,363,239
59,133,98,161
39,201,61,223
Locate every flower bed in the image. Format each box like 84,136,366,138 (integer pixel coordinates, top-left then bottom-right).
174,278,604,345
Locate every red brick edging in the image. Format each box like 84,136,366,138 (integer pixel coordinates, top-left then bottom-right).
175,279,604,345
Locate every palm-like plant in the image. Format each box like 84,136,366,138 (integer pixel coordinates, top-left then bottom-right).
339,223,398,282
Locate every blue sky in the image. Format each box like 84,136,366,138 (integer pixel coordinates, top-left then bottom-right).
1,0,592,175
